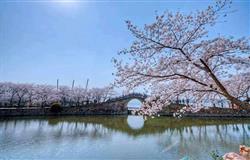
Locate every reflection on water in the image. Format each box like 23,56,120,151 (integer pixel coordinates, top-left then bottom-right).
127,116,144,130
0,116,250,160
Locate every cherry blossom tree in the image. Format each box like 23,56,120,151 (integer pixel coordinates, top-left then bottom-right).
26,84,36,107
58,86,72,106
2,82,19,107
225,73,250,103
35,84,58,107
113,0,250,115
15,84,29,107
88,86,115,103
0,82,115,107
0,82,10,107
71,86,86,106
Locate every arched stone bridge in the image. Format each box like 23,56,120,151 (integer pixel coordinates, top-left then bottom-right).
86,93,148,115
105,93,147,104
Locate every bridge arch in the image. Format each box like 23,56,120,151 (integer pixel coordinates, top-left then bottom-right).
101,93,148,115
127,98,143,110
120,93,147,114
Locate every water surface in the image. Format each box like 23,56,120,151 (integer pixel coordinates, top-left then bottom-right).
0,116,250,160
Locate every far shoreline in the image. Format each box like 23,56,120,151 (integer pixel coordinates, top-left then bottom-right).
0,107,249,118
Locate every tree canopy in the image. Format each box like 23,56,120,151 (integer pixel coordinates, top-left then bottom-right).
113,0,250,115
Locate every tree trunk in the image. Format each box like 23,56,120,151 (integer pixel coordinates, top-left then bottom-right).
200,59,250,110
18,98,21,107
228,96,250,110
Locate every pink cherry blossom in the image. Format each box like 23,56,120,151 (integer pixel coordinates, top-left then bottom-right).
113,0,250,116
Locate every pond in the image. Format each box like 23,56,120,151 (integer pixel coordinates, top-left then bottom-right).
0,116,250,160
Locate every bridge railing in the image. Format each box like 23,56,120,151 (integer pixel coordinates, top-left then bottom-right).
102,93,148,103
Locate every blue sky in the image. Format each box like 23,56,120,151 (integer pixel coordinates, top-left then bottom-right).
0,0,249,88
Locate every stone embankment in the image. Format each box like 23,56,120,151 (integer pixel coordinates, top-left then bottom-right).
0,103,127,117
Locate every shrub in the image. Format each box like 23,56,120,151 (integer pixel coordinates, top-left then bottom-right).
210,150,223,160
50,103,62,113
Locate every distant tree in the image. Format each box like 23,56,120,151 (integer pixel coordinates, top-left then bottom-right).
88,86,115,103
0,82,8,106
0,82,116,108
113,0,250,115
58,86,71,106
71,87,85,107
15,84,29,107
26,84,36,107
35,85,57,107
6,83,19,107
